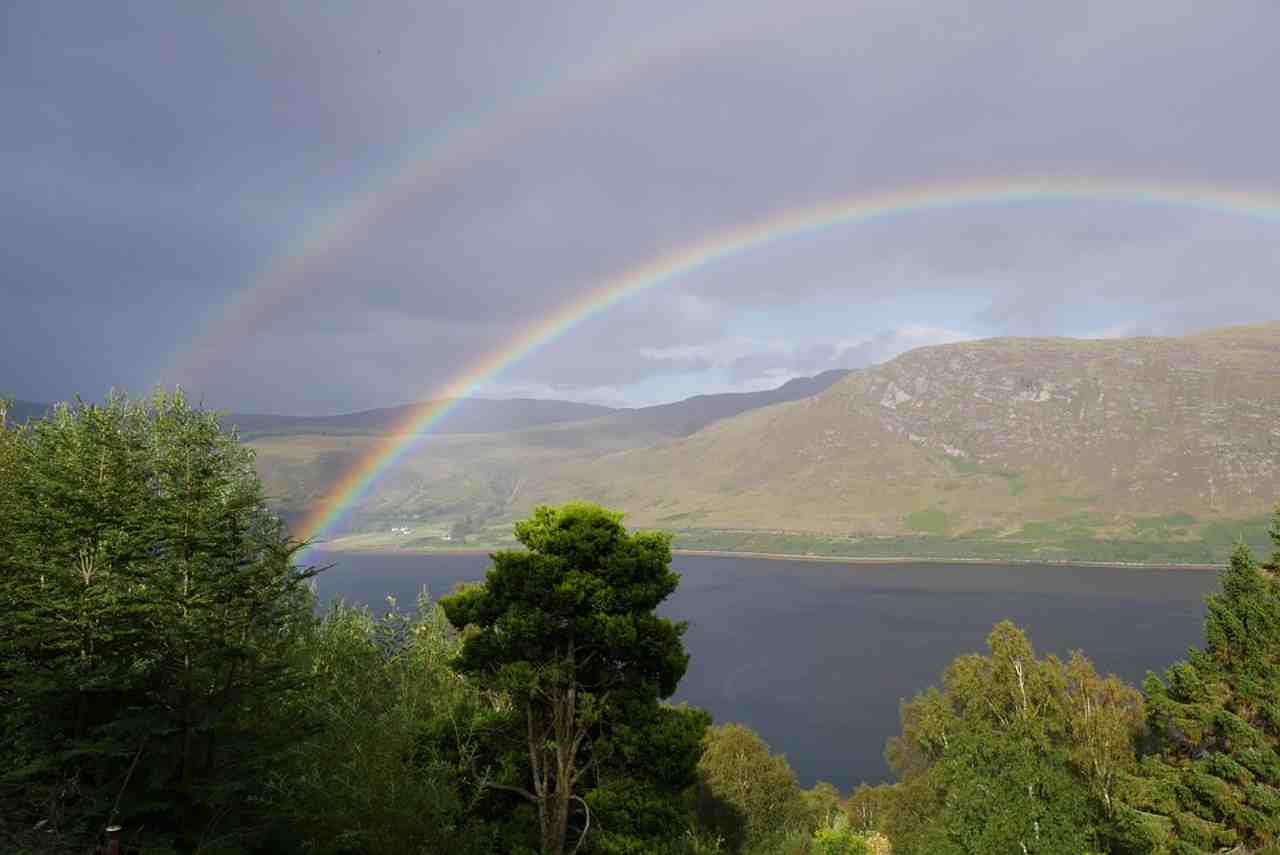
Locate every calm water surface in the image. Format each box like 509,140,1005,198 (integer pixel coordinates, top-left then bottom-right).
309,550,1217,792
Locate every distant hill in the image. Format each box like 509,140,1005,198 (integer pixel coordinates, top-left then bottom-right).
508,322,1280,559
2,395,617,438
17,325,1280,564
596,369,850,438
247,370,851,528
252,323,1280,563
224,397,617,439
228,368,849,441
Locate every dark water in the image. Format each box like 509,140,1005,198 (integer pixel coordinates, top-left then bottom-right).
309,550,1217,792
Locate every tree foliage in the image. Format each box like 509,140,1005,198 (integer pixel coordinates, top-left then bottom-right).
693,723,811,854
883,621,1145,855
1130,517,1280,853
440,502,698,855
0,391,317,851
9,389,1280,855
262,593,495,855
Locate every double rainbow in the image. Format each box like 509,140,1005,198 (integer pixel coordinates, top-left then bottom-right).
287,174,1280,549
173,12,776,386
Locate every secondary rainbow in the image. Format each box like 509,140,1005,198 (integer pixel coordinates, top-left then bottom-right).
172,15,775,386
295,174,1280,549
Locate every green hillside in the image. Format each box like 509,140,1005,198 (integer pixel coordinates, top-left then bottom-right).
251,324,1280,563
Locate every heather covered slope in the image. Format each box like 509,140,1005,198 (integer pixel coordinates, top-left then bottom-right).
517,322,1280,542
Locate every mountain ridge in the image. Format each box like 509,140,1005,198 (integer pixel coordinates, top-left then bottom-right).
515,321,1280,540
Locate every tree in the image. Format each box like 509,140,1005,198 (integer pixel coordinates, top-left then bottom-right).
1132,513,1280,852
440,502,694,855
264,593,489,855
845,783,896,834
583,701,712,855
0,391,317,851
693,723,810,854
883,621,1145,855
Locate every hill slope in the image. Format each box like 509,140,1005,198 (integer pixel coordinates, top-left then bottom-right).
248,370,851,530
225,397,617,439
510,322,1279,555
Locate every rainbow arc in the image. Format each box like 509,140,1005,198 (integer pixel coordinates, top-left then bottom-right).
286,175,1280,550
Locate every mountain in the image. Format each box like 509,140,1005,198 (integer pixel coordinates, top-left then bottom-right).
224,397,617,439
257,322,1280,562
16,325,1279,563
246,370,851,527
510,322,1280,556
231,369,850,442
596,369,851,438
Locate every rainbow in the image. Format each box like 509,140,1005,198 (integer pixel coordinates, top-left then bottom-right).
294,174,1280,550
172,14,777,386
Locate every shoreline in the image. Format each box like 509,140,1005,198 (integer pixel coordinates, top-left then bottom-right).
308,539,1221,571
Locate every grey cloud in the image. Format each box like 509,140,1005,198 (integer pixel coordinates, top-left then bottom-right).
2,0,1278,412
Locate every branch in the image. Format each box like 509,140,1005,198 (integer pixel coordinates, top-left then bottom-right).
569,754,597,788
568,795,591,855
527,707,546,798
484,781,538,803
109,736,148,827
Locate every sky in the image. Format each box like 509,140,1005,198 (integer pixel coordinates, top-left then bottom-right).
3,0,1279,414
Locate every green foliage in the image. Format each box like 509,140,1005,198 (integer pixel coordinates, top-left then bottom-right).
883,622,1146,854
844,783,896,834
904,508,948,536
802,781,844,832
811,815,870,855
1129,516,1280,852
586,703,713,855
671,523,1273,565
11,390,1280,854
0,391,317,852
441,502,700,855
262,593,492,855
693,724,810,854
1134,513,1198,534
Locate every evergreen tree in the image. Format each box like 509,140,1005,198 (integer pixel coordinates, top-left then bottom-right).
1134,511,1280,852
440,502,698,855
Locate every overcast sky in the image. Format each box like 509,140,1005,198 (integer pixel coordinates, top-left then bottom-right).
3,1,1278,414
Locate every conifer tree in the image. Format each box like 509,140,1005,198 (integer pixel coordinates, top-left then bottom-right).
1135,510,1280,852
440,502,696,855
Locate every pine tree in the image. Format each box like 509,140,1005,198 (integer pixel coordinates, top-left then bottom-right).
1136,510,1280,852
440,502,696,855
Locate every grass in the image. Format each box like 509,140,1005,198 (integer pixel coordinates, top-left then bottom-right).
321,507,1276,568
905,508,949,535
942,457,983,476
670,527,1269,568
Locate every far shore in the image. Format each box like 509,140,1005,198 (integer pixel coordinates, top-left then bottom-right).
308,536,1222,571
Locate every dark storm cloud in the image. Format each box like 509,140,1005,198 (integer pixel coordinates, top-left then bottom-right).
2,0,1278,411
